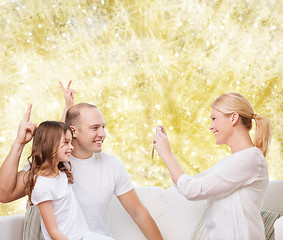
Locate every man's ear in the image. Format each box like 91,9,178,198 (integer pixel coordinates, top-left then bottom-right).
231,112,240,126
70,126,77,138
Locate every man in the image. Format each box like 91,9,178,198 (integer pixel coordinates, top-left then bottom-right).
59,81,162,238
0,81,163,239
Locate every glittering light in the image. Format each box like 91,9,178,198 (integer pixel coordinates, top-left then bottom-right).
0,0,282,216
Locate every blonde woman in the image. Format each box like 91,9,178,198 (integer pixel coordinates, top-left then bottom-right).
153,92,271,240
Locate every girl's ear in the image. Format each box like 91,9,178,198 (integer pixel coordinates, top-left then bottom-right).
70,126,77,137
231,112,240,126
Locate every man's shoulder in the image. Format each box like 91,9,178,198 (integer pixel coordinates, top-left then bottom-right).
98,152,127,169
99,151,123,163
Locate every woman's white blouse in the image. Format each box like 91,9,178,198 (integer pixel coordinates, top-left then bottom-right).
177,147,268,240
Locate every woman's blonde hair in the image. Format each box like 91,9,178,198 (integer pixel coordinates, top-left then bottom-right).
212,92,272,157
24,121,74,205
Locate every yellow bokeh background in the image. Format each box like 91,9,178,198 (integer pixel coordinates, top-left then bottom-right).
0,0,282,216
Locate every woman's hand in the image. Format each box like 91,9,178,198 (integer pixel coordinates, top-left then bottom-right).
15,105,37,146
153,125,184,184
153,125,173,160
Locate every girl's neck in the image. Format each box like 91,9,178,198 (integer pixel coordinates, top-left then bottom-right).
39,168,59,178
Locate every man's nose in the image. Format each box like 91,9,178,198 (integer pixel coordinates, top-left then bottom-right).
98,128,106,136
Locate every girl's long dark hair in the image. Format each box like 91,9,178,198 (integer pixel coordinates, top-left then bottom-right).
24,121,74,205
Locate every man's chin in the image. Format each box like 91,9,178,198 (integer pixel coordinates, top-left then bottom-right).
94,148,103,153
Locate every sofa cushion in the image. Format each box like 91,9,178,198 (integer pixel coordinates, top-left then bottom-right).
109,186,164,239
263,180,283,215
191,208,282,240
261,209,282,240
274,216,283,240
22,202,44,240
0,213,25,240
162,187,206,240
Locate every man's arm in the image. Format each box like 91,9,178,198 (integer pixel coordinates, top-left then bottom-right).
0,105,36,203
38,201,68,240
117,189,163,240
59,80,75,122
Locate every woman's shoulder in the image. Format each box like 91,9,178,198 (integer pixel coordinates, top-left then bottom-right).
228,147,266,169
234,147,264,159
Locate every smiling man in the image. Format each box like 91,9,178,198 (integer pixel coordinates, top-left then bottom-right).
60,87,163,239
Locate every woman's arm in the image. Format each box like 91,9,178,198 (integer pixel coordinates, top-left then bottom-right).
59,80,76,122
153,126,185,184
0,105,36,202
38,201,69,240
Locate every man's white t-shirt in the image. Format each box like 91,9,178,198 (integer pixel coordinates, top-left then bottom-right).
69,152,134,237
177,147,269,240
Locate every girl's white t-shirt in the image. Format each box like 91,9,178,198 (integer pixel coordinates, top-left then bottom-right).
31,171,89,240
177,147,269,240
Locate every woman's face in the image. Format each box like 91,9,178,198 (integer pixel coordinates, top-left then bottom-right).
209,108,233,145
56,130,74,164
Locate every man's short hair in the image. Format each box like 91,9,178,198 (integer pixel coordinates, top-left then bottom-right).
65,103,97,127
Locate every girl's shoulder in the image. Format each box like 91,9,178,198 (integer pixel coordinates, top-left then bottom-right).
36,171,66,185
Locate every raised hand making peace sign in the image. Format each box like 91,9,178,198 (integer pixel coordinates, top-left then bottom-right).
59,80,76,109
59,80,76,122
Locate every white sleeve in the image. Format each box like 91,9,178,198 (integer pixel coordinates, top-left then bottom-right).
177,151,260,200
114,160,134,197
31,181,53,205
22,162,31,172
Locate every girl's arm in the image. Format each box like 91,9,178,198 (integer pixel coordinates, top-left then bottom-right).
38,201,69,240
59,80,76,122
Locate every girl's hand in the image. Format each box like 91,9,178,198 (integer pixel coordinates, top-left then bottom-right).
153,125,173,159
15,105,37,145
59,80,76,108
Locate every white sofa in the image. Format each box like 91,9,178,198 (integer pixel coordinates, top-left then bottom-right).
1,181,283,240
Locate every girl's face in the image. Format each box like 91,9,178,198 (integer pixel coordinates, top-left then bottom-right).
209,108,233,145
56,130,74,164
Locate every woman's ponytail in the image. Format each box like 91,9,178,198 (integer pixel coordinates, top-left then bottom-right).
254,114,272,157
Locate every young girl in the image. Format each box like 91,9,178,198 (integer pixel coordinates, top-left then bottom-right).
24,121,112,240
153,92,272,240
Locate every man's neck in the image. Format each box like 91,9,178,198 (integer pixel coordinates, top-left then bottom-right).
71,149,94,159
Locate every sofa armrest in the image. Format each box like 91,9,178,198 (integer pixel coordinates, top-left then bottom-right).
263,180,283,215
0,213,25,240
